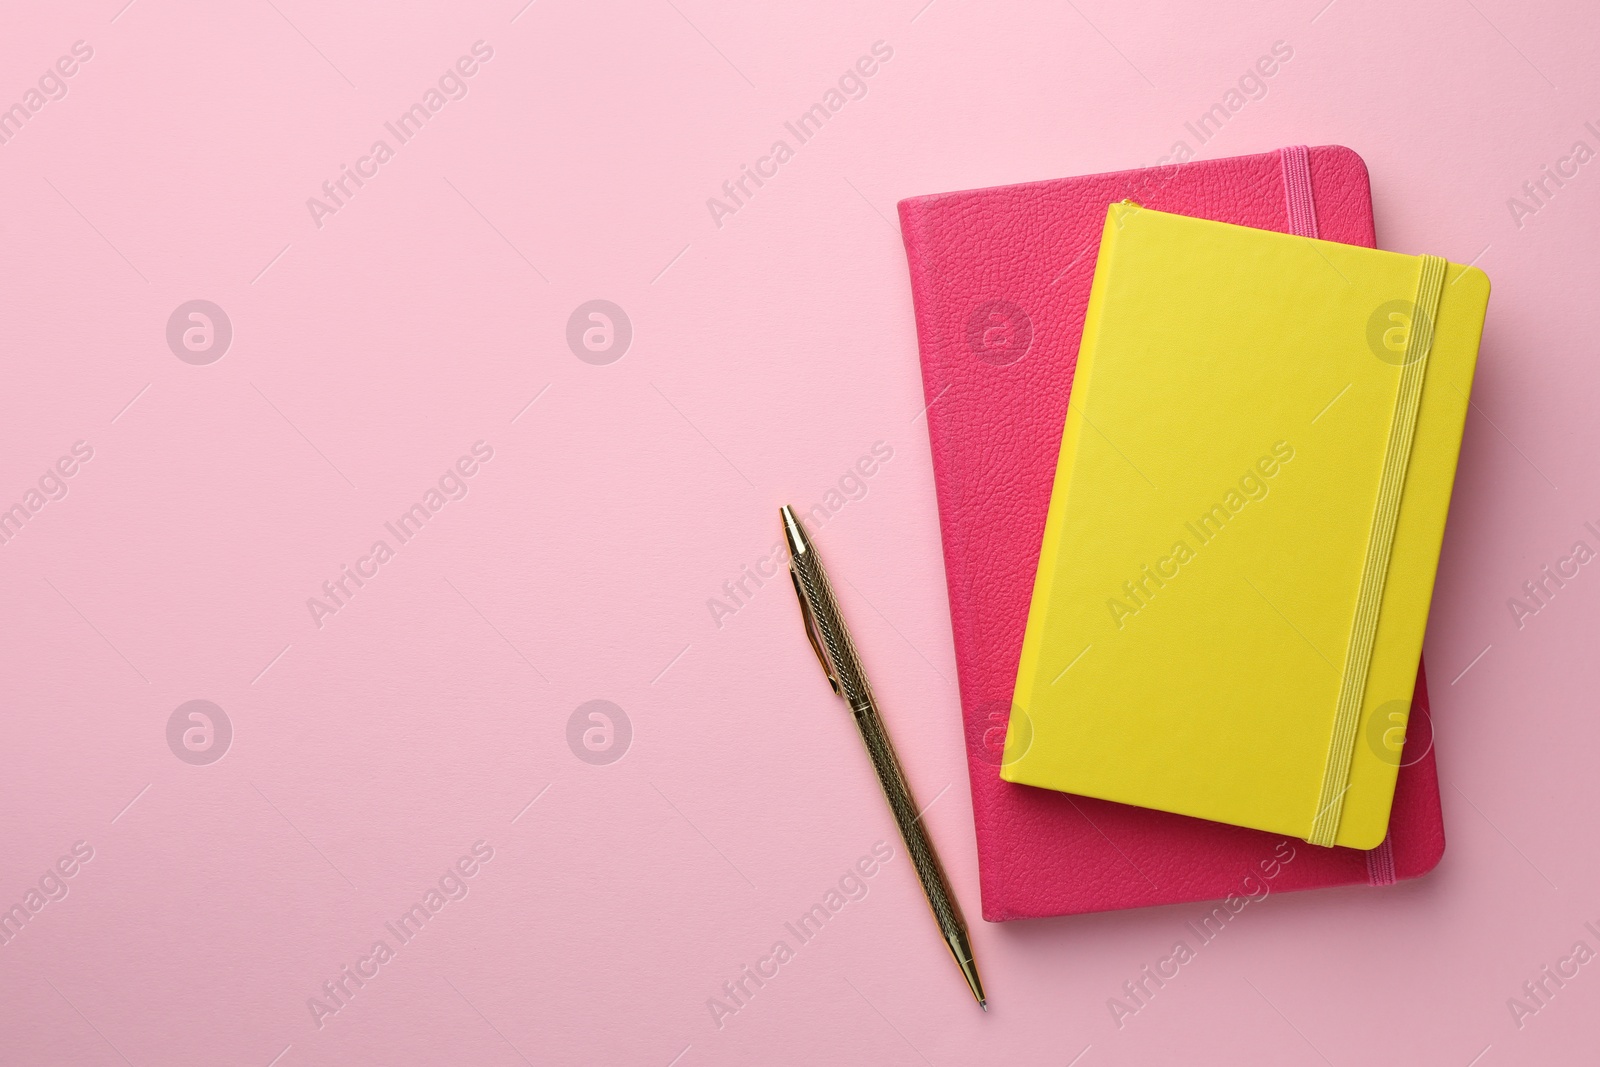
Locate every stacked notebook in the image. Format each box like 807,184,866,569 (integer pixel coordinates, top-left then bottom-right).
899,147,1484,920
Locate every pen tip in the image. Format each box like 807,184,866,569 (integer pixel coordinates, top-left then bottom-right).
779,504,810,556
980,1000,988,1012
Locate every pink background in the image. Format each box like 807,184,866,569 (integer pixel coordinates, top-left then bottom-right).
0,1,1593,1064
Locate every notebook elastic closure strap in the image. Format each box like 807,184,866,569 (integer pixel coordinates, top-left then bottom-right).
1279,145,1319,239
1308,254,1447,847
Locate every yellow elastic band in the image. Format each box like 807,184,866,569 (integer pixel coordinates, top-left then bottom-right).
1309,254,1447,846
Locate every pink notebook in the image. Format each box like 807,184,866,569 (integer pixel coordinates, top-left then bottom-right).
898,146,1446,921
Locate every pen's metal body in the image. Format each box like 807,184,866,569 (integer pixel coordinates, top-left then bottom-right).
781,506,986,1010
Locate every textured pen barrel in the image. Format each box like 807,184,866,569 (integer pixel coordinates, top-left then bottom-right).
850,698,967,936
783,508,983,1006
788,544,872,704
791,546,963,928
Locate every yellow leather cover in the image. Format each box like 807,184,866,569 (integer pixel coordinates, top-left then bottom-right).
1001,203,1488,848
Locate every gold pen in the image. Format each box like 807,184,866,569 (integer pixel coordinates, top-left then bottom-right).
780,505,986,1011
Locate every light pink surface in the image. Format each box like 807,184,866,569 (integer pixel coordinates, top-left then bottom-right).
0,2,1591,1065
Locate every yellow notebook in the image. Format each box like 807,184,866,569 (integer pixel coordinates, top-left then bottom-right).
1001,203,1489,849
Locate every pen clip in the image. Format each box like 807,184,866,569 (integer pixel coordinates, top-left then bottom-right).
790,566,840,696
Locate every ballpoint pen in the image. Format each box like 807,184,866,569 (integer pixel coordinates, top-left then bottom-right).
779,504,987,1011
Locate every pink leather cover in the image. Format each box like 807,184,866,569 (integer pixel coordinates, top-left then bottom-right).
898,146,1446,921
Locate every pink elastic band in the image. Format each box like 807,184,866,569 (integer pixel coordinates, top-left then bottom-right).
1366,835,1397,886
1279,145,1319,238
